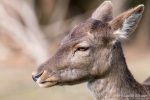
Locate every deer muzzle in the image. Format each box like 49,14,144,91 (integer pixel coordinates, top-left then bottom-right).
32,70,60,87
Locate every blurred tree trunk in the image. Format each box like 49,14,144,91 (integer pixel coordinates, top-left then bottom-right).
34,0,70,25
0,0,49,66
34,0,55,25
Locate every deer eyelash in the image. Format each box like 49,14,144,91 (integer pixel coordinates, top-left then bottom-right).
76,47,89,51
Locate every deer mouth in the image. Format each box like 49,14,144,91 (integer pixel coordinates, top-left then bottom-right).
36,76,60,88
37,81,58,88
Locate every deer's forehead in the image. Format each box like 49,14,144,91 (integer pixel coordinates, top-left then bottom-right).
60,36,91,49
61,19,112,47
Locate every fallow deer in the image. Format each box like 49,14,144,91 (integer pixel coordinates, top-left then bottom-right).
32,1,150,100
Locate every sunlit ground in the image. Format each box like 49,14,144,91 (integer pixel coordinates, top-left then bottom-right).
0,44,150,100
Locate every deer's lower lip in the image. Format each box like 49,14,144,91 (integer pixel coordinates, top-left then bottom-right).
37,81,57,88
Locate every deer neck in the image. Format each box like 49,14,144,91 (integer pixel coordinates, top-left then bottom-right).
87,42,146,100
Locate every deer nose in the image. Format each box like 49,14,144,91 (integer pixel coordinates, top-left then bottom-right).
32,72,43,82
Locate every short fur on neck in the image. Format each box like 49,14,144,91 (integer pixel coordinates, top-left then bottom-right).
88,42,150,100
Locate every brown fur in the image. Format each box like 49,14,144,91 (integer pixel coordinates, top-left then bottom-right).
32,1,150,100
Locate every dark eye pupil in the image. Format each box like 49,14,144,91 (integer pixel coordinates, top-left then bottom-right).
77,47,89,51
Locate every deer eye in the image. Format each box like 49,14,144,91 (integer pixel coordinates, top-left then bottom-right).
76,47,89,52
74,41,90,53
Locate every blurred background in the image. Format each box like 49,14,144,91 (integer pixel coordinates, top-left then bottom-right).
0,0,149,100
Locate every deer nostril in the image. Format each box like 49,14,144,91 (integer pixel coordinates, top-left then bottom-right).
32,72,43,82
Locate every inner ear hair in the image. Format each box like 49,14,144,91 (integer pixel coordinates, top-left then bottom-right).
110,4,144,40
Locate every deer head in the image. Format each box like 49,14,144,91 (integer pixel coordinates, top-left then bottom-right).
32,1,144,88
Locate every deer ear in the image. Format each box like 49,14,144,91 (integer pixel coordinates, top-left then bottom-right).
110,4,144,40
91,1,113,22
